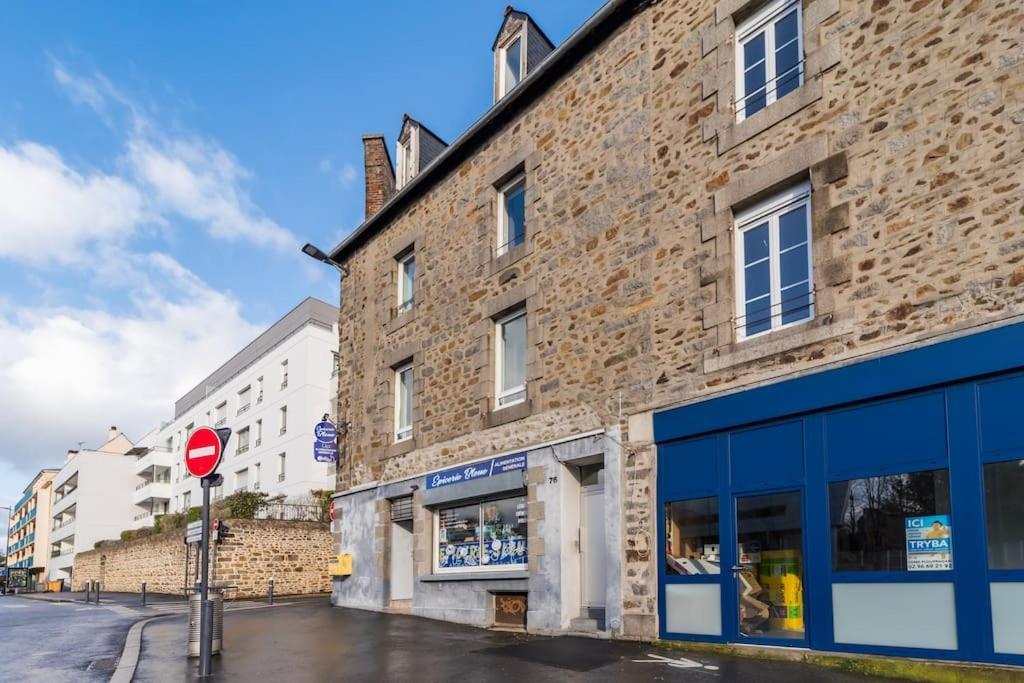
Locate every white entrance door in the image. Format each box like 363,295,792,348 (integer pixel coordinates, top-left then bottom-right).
581,484,607,608
390,520,414,601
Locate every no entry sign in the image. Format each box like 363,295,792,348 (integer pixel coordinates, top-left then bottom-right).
185,427,227,478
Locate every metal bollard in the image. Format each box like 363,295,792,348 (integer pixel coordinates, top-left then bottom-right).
268,578,274,605
84,580,91,604
94,580,100,604
141,581,147,607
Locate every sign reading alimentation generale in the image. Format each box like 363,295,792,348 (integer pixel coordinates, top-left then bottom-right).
425,453,527,490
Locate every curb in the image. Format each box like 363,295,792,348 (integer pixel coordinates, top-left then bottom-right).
112,615,172,683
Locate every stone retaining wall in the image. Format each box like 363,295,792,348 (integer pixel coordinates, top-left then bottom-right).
74,519,333,598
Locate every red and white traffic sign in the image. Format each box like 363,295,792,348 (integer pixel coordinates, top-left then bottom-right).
184,427,225,478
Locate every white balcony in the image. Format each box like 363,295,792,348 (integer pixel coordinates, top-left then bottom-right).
134,447,174,474
51,487,78,515
133,481,172,505
51,518,76,543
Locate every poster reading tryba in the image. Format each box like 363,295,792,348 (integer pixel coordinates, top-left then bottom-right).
905,514,953,571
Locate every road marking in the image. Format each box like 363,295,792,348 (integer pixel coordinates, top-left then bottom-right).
0,604,27,608
632,653,719,671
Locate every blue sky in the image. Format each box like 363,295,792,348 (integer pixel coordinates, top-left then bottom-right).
0,2,602,536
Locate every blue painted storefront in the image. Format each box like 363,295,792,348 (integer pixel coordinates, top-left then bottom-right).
654,322,1024,665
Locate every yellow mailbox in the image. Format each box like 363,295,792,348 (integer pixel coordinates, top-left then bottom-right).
330,554,353,576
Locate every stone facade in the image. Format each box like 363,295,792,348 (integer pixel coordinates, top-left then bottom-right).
332,0,1024,640
74,520,333,598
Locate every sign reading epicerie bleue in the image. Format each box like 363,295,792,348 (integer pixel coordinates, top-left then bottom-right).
425,453,527,490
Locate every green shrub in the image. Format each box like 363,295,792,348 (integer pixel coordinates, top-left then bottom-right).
212,491,268,519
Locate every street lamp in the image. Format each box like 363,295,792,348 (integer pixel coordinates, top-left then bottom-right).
301,243,349,277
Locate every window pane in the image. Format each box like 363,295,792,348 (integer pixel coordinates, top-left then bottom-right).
397,367,413,434
745,295,772,336
780,283,812,325
504,39,521,91
501,312,526,394
778,207,807,251
400,256,415,306
775,40,801,99
742,33,767,117
744,260,771,300
774,8,799,45
743,222,770,263
665,497,720,575
481,497,528,567
504,182,526,248
779,243,808,288
829,469,952,572
438,504,481,569
984,460,1024,569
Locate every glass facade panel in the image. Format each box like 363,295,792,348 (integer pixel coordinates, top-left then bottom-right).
665,584,723,636
735,491,804,640
437,496,527,571
665,497,720,575
991,582,1024,655
829,469,951,572
833,582,958,650
984,459,1024,570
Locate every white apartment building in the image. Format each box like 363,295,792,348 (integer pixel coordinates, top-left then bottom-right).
48,427,139,584
137,297,339,523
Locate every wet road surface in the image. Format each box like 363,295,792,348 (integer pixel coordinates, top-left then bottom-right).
135,598,899,682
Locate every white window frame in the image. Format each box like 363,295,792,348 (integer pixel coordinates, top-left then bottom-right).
394,362,414,443
498,34,524,97
396,250,415,315
496,174,526,256
494,308,527,408
278,452,286,482
432,496,528,575
280,359,289,389
733,181,814,341
279,405,288,435
396,133,417,189
734,0,804,123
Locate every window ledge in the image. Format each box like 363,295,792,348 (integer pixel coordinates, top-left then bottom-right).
385,437,417,459
719,79,822,153
419,571,529,583
489,242,532,277
484,400,533,428
704,311,854,373
384,307,416,335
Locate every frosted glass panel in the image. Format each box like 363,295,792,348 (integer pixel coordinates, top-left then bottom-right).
665,583,722,636
991,583,1024,655
832,583,957,650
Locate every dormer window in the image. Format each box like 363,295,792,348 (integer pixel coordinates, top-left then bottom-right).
500,36,522,96
491,7,554,103
396,115,448,190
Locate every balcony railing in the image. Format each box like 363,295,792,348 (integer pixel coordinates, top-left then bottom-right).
237,402,251,415
254,438,262,448
279,427,287,436
52,517,75,531
215,417,227,428
256,391,263,404
236,444,250,455
280,378,288,389
133,512,153,521
278,473,286,482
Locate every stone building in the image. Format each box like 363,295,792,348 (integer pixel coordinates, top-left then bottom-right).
319,0,1024,665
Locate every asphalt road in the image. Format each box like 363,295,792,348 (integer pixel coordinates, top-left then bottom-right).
135,599,898,683
0,594,141,682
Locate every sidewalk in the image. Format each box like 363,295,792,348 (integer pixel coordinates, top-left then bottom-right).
13,590,186,606
134,598,897,682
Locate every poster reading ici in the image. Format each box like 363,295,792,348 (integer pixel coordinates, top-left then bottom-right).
905,515,953,571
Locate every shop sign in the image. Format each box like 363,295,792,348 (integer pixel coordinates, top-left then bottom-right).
905,514,953,571
313,420,338,463
425,452,527,490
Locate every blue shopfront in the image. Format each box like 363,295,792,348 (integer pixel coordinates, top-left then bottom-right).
654,322,1024,665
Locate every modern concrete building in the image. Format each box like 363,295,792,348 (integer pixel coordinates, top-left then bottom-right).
318,0,1023,668
48,428,138,584
6,469,58,590
149,297,339,521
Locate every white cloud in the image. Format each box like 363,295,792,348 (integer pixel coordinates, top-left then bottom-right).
5,60,300,261
127,135,296,250
0,142,146,263
0,253,263,485
337,163,358,188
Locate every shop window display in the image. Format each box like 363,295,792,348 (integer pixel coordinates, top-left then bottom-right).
436,496,527,571
664,497,720,575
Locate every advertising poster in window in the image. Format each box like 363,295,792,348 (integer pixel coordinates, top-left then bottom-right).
905,514,952,571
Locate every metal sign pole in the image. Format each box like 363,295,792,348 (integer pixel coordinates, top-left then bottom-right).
199,476,213,677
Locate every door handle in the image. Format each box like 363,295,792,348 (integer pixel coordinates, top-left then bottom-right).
730,565,747,572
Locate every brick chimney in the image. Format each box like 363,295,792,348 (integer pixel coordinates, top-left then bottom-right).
362,134,395,219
